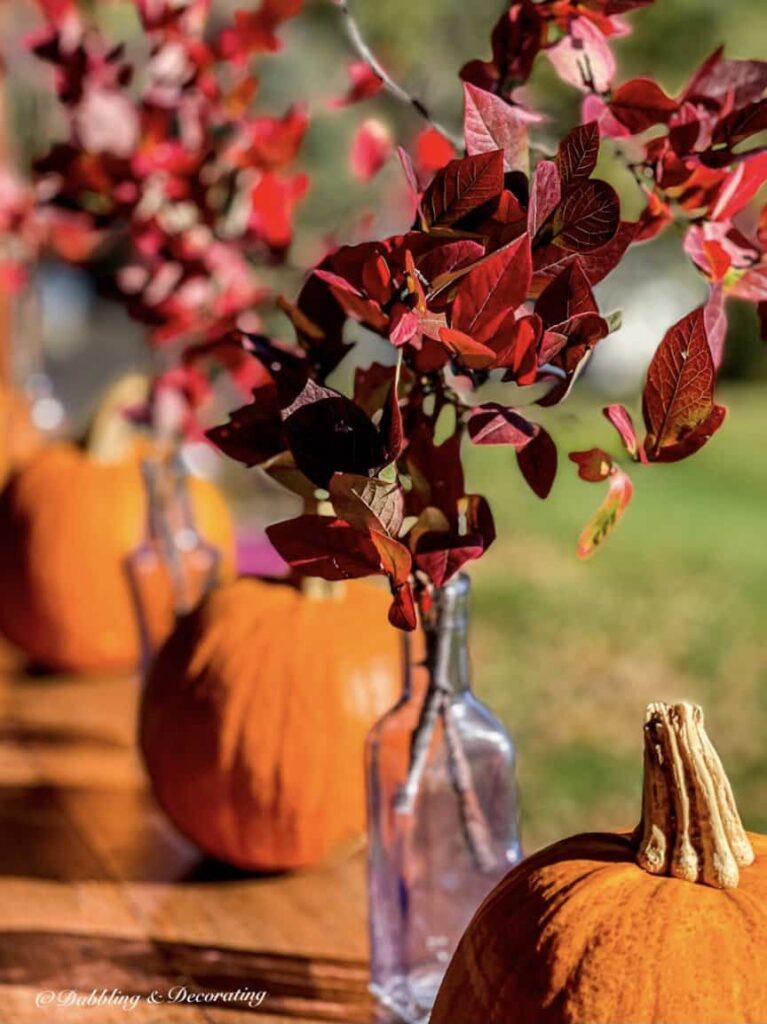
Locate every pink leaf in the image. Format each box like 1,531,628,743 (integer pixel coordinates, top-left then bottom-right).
603,403,642,460
463,83,530,174
546,17,616,93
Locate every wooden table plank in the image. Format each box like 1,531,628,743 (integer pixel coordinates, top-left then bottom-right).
0,646,397,1023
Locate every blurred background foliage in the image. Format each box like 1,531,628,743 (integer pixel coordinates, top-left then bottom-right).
3,0,767,849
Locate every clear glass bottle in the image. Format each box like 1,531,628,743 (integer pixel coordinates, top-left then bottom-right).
366,573,522,1024
125,454,221,674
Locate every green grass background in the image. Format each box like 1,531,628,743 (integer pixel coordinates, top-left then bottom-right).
465,384,767,850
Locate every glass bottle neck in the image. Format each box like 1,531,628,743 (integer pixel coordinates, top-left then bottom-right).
406,574,472,699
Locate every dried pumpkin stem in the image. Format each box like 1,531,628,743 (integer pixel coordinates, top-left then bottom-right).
634,701,754,889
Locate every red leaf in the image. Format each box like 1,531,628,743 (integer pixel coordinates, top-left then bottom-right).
467,403,538,448
330,474,405,537
313,269,388,331
517,426,557,498
551,180,620,252
329,61,383,107
608,78,678,133
421,151,504,228
569,448,614,482
414,128,456,178
555,122,600,192
438,327,496,369
532,220,637,294
463,83,530,174
266,516,382,580
388,581,417,631
576,468,633,559
603,403,641,460
711,152,767,221
528,160,561,238
350,119,393,182
642,306,722,462
491,313,541,385
452,233,532,342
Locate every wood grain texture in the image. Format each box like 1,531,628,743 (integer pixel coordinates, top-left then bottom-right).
0,645,396,1023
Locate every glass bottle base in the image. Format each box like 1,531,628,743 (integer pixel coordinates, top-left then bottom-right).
371,967,444,1023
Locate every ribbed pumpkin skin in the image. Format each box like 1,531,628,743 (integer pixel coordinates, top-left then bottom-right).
0,444,234,673
140,577,401,871
432,830,767,1024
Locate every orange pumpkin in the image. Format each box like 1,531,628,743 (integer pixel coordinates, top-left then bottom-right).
433,701,767,1024
0,443,234,672
0,385,43,487
140,576,401,871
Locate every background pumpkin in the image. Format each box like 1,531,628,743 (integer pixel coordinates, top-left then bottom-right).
140,576,401,871
0,384,43,487
0,442,235,672
432,701,767,1024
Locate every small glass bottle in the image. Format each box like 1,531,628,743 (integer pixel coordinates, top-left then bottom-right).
125,454,220,674
366,573,522,1024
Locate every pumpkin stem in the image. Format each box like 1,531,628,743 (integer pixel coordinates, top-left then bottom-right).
633,701,754,889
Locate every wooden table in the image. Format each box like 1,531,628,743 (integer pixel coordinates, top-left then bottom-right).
0,645,399,1024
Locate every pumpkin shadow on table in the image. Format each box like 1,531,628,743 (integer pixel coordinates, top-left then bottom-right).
0,783,288,883
0,929,376,1022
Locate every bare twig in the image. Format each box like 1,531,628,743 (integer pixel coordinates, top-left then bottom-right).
394,587,498,873
332,0,463,150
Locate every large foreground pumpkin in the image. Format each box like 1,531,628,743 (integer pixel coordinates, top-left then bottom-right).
433,701,767,1024
0,443,234,672
140,577,401,871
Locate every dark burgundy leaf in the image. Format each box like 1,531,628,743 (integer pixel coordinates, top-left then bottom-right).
550,180,620,252
281,380,386,486
568,448,614,482
711,99,767,150
516,425,557,498
532,221,637,294
414,495,495,587
266,516,382,580
491,313,541,385
535,258,597,327
467,402,537,448
452,233,532,342
684,48,767,108
555,122,600,192
388,579,417,630
313,268,388,331
608,78,678,133
420,151,504,228
206,383,285,467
